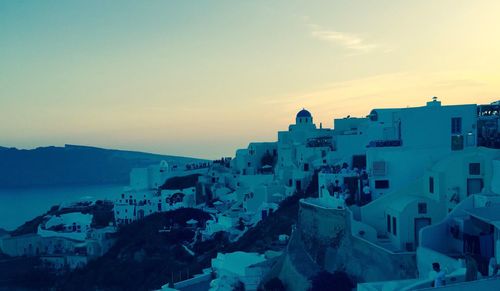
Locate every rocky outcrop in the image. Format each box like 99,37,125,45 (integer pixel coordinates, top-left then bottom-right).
297,199,417,284
277,229,319,291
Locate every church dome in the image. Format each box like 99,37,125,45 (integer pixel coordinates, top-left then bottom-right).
296,109,312,118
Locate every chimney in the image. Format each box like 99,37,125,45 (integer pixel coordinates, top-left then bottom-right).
427,96,441,107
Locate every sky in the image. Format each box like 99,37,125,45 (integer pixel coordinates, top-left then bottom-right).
1,0,500,159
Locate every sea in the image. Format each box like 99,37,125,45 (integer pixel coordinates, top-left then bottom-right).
0,184,126,231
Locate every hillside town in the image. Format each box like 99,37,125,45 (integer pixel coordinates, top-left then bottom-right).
2,98,500,290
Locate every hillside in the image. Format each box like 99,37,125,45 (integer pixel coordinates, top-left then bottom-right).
0,145,207,188
0,192,304,291
56,208,217,291
55,192,307,291
0,167,317,291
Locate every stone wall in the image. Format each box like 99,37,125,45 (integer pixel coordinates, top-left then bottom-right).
298,200,348,266
298,199,417,283
274,224,320,291
277,253,312,291
324,235,417,282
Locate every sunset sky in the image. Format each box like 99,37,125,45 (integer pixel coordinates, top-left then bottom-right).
1,0,500,158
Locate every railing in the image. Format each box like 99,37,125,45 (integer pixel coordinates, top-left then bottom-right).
367,139,402,148
306,136,334,149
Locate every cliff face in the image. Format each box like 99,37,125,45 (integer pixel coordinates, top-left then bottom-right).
275,200,346,290
0,145,206,188
296,199,417,284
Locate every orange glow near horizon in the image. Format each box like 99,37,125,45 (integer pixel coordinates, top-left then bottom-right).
1,1,500,158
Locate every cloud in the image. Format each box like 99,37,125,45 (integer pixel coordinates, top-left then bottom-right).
309,24,377,53
301,17,392,55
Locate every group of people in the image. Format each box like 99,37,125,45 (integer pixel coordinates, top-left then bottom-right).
327,179,372,206
328,180,351,202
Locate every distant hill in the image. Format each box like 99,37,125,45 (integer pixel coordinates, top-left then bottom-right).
0,145,207,188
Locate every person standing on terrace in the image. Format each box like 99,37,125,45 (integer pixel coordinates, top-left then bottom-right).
431,262,446,287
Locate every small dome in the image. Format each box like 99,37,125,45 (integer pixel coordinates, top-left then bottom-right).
296,109,312,118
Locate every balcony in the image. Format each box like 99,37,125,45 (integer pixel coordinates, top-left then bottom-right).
367,139,402,148
306,136,334,149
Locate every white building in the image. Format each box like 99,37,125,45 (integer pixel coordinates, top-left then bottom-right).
114,187,197,225
232,142,278,176
1,221,116,271
210,251,279,291
130,160,172,190
37,212,93,241
114,190,160,225
275,109,334,195
364,98,477,199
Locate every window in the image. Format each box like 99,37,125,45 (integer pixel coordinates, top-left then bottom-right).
353,155,367,169
451,117,462,134
469,163,480,175
387,215,391,233
467,178,484,196
451,135,464,151
418,203,427,214
296,180,302,190
429,177,434,193
392,217,397,235
466,132,475,146
372,161,386,176
375,180,390,189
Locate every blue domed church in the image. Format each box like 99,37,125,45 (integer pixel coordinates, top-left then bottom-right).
296,108,313,125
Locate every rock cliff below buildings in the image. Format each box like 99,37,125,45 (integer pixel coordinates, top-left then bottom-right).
283,199,417,288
